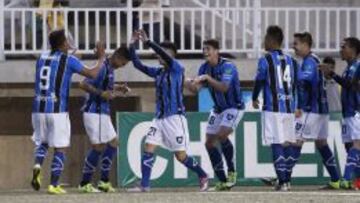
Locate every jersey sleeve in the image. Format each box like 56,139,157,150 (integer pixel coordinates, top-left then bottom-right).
129,43,161,78
67,55,84,74
170,59,184,74
254,57,267,81
197,64,209,87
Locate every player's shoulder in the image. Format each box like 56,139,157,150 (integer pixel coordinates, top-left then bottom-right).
198,61,209,73
307,52,320,64
67,54,80,62
220,58,236,69
172,59,184,70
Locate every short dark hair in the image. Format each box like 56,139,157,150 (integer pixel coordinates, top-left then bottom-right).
203,39,220,50
294,32,313,47
160,41,177,55
266,26,284,45
113,45,131,60
49,29,67,51
323,56,336,66
344,37,360,55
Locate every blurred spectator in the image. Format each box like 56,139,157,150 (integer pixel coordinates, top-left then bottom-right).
132,0,143,31
323,56,342,112
4,0,32,44
34,0,76,52
139,0,161,44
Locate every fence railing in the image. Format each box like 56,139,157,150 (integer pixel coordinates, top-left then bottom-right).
1,6,360,59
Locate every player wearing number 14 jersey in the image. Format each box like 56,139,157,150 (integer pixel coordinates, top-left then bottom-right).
252,26,298,191
31,29,105,194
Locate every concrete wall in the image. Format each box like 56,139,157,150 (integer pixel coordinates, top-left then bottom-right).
0,58,348,83
0,134,118,190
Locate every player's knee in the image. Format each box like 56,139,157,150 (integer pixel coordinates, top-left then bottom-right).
352,141,360,150
205,138,216,150
54,147,67,153
315,139,328,148
217,127,233,141
175,151,187,162
92,144,104,151
108,138,119,148
144,143,157,153
294,140,304,147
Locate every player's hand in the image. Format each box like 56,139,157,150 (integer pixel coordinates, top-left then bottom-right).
252,100,260,109
131,31,140,44
94,41,105,59
138,29,149,42
193,75,208,84
114,83,131,94
318,63,333,77
184,78,194,87
295,109,302,118
100,90,114,101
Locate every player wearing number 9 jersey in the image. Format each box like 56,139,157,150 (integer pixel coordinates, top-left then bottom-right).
31,29,105,195
252,26,298,191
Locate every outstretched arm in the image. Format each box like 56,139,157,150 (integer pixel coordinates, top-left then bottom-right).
319,63,356,89
79,79,114,101
129,32,160,78
79,41,106,79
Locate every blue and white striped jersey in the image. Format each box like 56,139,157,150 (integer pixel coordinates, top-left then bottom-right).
333,59,360,118
32,51,84,113
81,58,114,115
130,41,185,119
198,58,244,113
252,50,298,113
297,53,329,114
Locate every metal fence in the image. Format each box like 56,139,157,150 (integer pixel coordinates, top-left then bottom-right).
0,4,360,59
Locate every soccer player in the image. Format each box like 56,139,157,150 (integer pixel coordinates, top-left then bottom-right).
320,37,360,189
292,32,340,189
31,29,105,194
252,26,298,191
77,46,131,193
185,39,244,191
127,30,209,192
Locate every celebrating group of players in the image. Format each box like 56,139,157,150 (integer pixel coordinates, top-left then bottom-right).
29,25,359,194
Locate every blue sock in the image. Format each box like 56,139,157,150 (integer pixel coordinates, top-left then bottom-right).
344,148,360,181
317,145,340,182
34,143,48,166
81,149,101,186
100,144,117,182
220,138,235,173
50,151,65,186
271,144,287,184
206,145,227,182
141,152,155,188
283,146,294,182
285,145,302,182
181,156,207,178
345,143,360,178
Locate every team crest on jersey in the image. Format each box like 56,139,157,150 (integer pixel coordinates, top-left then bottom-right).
224,68,233,74
176,136,183,144
226,114,234,121
295,122,302,131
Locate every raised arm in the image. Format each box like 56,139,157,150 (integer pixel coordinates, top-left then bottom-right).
79,79,114,101
138,30,173,66
319,63,355,89
79,41,106,79
129,32,160,78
